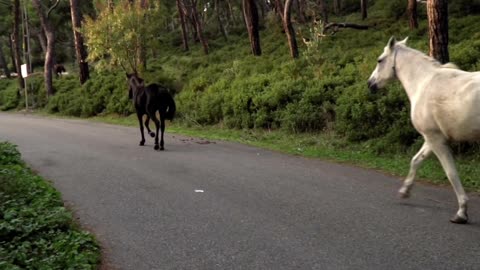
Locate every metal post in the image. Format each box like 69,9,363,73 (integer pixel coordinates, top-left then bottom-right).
24,77,28,111
21,64,28,111
22,0,32,73
21,0,32,111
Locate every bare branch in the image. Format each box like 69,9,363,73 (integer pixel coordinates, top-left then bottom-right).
46,0,60,19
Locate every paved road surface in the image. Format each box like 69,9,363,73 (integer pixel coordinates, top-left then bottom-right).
1,113,479,270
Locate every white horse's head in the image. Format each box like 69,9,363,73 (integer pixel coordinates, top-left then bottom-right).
367,36,408,92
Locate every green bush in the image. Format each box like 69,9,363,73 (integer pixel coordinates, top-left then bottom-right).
0,142,100,269
0,79,20,111
336,82,418,148
0,142,21,165
450,39,480,71
45,73,134,117
449,0,480,15
222,74,271,129
372,0,407,20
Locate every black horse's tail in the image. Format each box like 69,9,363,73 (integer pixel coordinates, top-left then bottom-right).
165,92,176,121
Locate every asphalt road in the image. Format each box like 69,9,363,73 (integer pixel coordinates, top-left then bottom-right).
1,112,480,270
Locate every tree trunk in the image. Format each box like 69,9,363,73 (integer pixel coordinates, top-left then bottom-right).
32,0,55,97
333,0,341,14
177,0,190,50
70,0,90,84
408,0,418,29
296,0,307,23
284,0,299,58
427,0,449,63
243,0,261,55
215,0,228,40
361,0,367,20
275,0,285,20
128,0,147,69
8,36,17,73
140,1,148,70
319,0,328,24
12,0,24,88
225,0,237,24
258,0,266,18
190,0,209,55
187,17,199,42
37,30,47,56
0,38,11,78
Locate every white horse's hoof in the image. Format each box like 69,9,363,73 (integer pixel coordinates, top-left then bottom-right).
398,187,410,198
450,214,468,224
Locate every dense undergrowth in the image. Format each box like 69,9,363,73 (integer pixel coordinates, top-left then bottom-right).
0,142,100,269
1,2,480,157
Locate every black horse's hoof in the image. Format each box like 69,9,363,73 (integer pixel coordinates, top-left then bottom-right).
149,132,155,138
160,146,165,151
139,141,145,146
154,144,160,150
450,214,468,224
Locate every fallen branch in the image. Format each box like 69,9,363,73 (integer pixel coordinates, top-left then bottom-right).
322,22,369,36
324,22,369,31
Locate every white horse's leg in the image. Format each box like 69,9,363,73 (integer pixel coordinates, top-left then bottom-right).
428,139,469,224
399,142,432,198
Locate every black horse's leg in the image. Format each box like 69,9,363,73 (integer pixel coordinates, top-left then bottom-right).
144,115,155,137
160,113,165,151
137,112,146,146
148,109,161,150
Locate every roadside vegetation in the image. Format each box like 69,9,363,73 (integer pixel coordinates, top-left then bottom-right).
1,0,480,191
0,142,100,269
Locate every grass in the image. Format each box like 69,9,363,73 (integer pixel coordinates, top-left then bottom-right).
88,113,480,192
0,141,100,269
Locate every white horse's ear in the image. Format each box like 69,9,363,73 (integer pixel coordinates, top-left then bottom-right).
387,36,396,50
399,37,409,45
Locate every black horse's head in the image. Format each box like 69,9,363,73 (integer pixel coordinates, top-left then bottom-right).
126,73,145,99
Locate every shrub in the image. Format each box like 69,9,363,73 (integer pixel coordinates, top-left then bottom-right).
0,142,100,269
45,73,133,117
336,82,418,147
450,39,480,71
372,0,407,20
223,74,271,129
0,79,20,111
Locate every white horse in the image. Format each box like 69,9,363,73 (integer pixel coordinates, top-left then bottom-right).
368,37,480,224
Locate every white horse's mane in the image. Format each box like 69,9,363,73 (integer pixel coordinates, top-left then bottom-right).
396,43,459,69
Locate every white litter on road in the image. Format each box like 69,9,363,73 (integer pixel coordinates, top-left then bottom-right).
194,189,204,193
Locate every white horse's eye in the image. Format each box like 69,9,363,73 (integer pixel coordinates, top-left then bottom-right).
377,59,383,63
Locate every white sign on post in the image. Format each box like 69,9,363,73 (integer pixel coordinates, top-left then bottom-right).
20,64,28,110
21,64,28,78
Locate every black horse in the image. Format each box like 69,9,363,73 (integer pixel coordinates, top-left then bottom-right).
127,73,176,150
54,64,66,77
